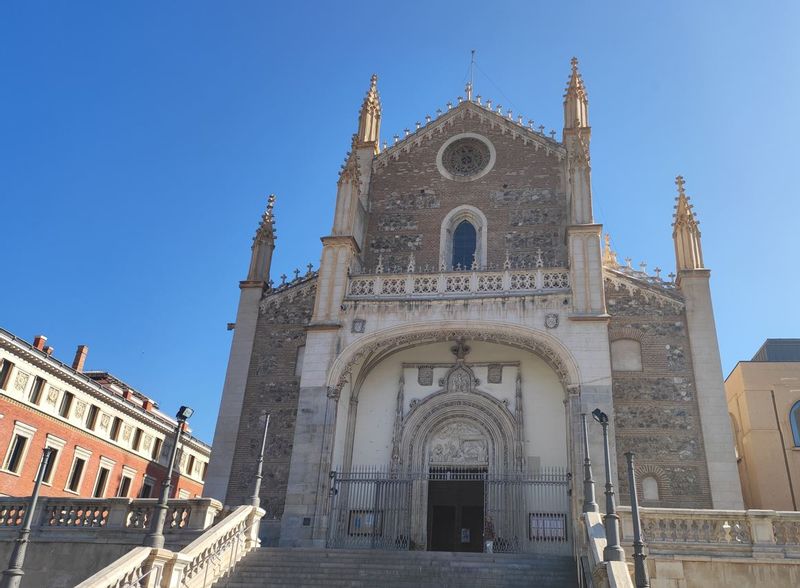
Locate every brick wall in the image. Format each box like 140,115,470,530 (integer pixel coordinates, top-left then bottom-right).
364,113,567,272
224,278,316,517
0,397,203,498
606,279,713,508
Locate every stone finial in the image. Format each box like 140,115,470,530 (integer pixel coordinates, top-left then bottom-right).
668,272,676,282
355,74,381,153
425,114,431,124
535,248,544,268
447,101,453,110
563,56,589,129
457,96,463,104
293,268,300,280
280,274,287,285
639,261,647,274
625,257,633,268
393,134,399,144
436,108,442,117
247,193,278,281
376,253,384,274
486,99,492,109
465,81,473,101
306,263,314,275
672,175,704,271
404,128,410,137
550,130,556,139
538,125,545,134
470,254,478,271
407,253,416,273
416,121,421,130
450,338,471,360
654,267,662,279
602,233,619,268
476,95,482,105
503,250,511,270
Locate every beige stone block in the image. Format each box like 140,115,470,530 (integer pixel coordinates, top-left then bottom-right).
654,560,685,580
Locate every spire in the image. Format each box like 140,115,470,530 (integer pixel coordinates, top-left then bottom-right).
563,57,589,129
355,74,381,154
672,176,704,271
603,233,619,268
247,194,276,282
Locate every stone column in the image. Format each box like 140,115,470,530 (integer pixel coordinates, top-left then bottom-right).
205,281,264,502
679,269,743,509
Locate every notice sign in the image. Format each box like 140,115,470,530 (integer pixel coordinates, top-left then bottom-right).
461,528,470,543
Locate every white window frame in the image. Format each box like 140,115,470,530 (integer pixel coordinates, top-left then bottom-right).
92,456,116,498
117,465,138,497
42,434,66,486
64,446,92,495
1,421,37,476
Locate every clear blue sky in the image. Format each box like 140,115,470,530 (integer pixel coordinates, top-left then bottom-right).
3,2,799,443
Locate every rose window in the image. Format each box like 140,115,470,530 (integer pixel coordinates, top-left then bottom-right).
442,138,491,177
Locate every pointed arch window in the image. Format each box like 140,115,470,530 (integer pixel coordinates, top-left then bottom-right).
790,401,800,447
452,221,477,269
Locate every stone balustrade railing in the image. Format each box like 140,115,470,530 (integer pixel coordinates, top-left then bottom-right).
77,504,264,588
618,506,800,557
0,496,221,542
346,267,570,300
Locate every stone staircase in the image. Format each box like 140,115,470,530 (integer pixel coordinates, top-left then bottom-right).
214,547,579,587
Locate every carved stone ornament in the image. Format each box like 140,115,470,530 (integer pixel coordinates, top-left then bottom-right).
439,364,479,394
545,313,559,329
143,435,153,450
75,401,86,418
13,371,29,392
333,329,573,397
100,414,111,430
326,386,340,400
442,138,490,178
351,319,366,334
47,388,59,404
429,421,488,465
122,425,133,441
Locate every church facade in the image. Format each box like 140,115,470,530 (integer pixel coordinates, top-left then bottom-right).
205,60,743,552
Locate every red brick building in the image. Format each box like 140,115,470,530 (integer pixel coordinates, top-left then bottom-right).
0,328,210,499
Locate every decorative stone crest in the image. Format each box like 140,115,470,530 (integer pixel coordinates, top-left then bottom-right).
487,364,503,384
545,313,559,329
47,388,59,405
351,319,366,334
417,366,433,386
75,401,86,418
122,425,133,441
100,414,111,430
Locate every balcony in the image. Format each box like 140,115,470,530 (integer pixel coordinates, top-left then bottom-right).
346,267,570,301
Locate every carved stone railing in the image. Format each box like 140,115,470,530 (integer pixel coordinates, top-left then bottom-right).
0,496,221,541
346,267,570,300
77,504,264,588
618,507,800,558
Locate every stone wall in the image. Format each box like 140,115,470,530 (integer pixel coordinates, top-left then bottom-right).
224,278,316,520
606,277,713,508
363,111,567,272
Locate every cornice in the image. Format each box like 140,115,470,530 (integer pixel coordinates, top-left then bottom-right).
0,330,210,452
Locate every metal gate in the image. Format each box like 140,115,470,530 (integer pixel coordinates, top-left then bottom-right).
326,466,571,555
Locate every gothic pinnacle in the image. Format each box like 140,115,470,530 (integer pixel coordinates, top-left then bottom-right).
356,73,381,153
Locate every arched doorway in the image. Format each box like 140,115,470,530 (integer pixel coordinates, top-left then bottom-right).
326,334,574,553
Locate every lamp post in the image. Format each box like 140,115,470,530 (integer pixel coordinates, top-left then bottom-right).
591,408,624,562
144,405,194,549
624,452,650,588
249,412,271,507
1,447,54,588
581,413,598,513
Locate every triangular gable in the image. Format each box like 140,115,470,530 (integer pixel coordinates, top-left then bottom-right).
374,101,566,167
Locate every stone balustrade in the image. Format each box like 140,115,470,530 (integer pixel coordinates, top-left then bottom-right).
0,496,221,543
618,506,800,558
346,267,570,300
77,504,264,588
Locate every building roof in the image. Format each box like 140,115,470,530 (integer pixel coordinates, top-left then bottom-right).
0,327,211,451
752,339,800,362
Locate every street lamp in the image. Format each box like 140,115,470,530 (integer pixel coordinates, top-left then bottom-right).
592,408,625,562
1,447,54,588
581,413,598,513
249,412,271,507
144,405,194,549
625,452,650,588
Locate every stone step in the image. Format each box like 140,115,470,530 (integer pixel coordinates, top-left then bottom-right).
215,547,578,588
